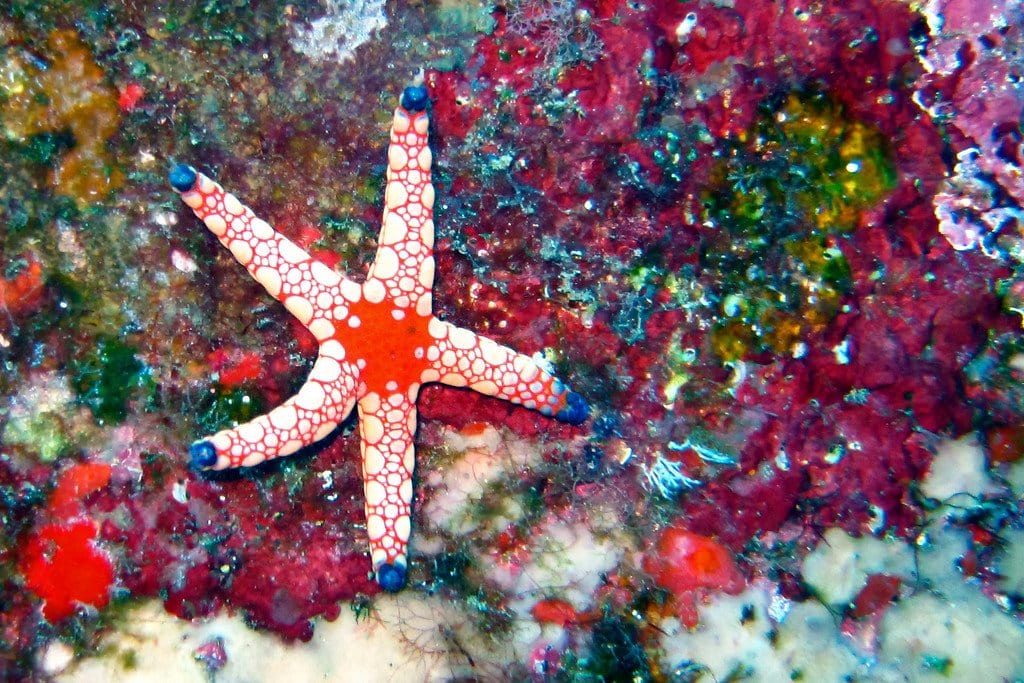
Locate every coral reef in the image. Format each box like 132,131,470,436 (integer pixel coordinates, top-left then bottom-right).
1,0,1023,679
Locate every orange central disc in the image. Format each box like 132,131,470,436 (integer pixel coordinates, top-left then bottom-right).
340,297,432,395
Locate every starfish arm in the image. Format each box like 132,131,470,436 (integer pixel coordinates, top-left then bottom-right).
357,390,416,592
365,85,436,318
169,165,362,343
423,319,590,424
189,339,359,470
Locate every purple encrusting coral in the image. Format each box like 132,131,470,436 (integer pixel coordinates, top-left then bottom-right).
2,0,1024,680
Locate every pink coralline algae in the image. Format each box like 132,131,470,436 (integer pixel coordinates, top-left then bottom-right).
933,149,1013,252
915,0,1024,254
421,0,1013,635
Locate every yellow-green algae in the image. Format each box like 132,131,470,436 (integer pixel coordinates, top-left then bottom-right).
702,91,895,361
0,29,123,206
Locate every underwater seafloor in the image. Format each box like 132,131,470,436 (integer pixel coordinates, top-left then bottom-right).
2,0,1024,680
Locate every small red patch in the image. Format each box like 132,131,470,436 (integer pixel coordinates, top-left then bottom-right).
460,421,491,436
48,462,112,518
294,223,324,249
0,255,44,316
643,527,745,628
850,574,901,619
118,82,145,112
987,424,1024,464
644,528,744,594
20,520,114,622
531,598,579,627
216,351,264,387
495,524,521,553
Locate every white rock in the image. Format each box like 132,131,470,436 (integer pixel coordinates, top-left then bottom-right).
802,528,914,607
921,433,999,503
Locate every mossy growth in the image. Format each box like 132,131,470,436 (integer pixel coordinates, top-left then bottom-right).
701,90,895,361
192,384,266,437
554,614,653,682
430,550,472,591
70,335,153,425
318,214,374,266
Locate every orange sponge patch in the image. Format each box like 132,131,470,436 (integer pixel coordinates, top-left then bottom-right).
20,520,114,622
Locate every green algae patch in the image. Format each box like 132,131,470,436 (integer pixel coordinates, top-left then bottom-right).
702,91,895,361
70,336,152,425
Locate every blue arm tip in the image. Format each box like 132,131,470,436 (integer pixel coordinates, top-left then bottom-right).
400,85,429,112
376,562,407,592
189,441,218,468
169,164,197,192
555,391,590,425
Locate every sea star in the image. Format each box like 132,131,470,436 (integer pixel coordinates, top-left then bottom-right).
169,84,589,592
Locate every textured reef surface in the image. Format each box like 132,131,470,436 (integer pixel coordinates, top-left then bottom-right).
3,0,1024,681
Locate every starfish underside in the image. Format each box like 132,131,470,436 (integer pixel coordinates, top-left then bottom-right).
170,85,588,592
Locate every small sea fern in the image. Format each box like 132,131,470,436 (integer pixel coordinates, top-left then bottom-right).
505,0,603,67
